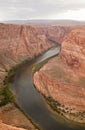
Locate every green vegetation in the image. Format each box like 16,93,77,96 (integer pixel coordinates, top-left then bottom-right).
0,54,44,130
0,68,16,106
0,46,58,129
46,96,62,114
0,46,58,106
0,60,41,130
45,95,85,124
0,56,32,107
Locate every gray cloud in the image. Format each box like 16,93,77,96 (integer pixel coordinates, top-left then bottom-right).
0,0,85,21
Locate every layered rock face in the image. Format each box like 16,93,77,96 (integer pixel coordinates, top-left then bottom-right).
34,27,85,123
0,24,72,86
45,25,72,43
0,23,72,130
0,23,53,130
60,27,85,71
0,24,52,86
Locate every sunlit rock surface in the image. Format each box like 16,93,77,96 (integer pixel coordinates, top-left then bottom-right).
0,23,72,130
34,27,85,123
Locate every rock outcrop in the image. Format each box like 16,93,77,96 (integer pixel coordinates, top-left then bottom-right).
0,24,72,86
60,27,85,71
0,24,52,86
0,23,72,130
0,103,36,130
0,123,27,130
45,25,72,43
0,23,53,130
34,27,85,123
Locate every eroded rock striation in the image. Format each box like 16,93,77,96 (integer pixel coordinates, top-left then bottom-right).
0,24,52,86
0,23,72,130
0,24,72,86
0,23,53,130
45,25,72,44
34,27,85,123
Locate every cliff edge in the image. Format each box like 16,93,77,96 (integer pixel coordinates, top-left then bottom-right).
34,27,85,123
0,23,71,130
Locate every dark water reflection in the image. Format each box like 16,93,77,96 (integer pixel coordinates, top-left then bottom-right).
11,47,85,130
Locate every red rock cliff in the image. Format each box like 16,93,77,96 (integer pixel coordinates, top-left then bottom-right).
60,27,85,71
45,25,72,43
34,27,85,123
0,23,72,130
0,24,72,86
0,24,52,86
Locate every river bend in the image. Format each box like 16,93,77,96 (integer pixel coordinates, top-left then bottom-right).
11,47,85,130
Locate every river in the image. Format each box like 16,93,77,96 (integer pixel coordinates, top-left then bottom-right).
11,46,85,130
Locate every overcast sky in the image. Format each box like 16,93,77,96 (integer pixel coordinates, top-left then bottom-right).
0,0,85,21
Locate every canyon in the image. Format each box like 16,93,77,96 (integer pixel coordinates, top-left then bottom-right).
0,24,72,86
34,26,85,123
0,23,72,130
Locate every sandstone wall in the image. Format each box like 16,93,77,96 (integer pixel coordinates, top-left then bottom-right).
0,24,52,86
34,27,85,123
0,24,71,86
60,27,85,71
0,23,72,129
